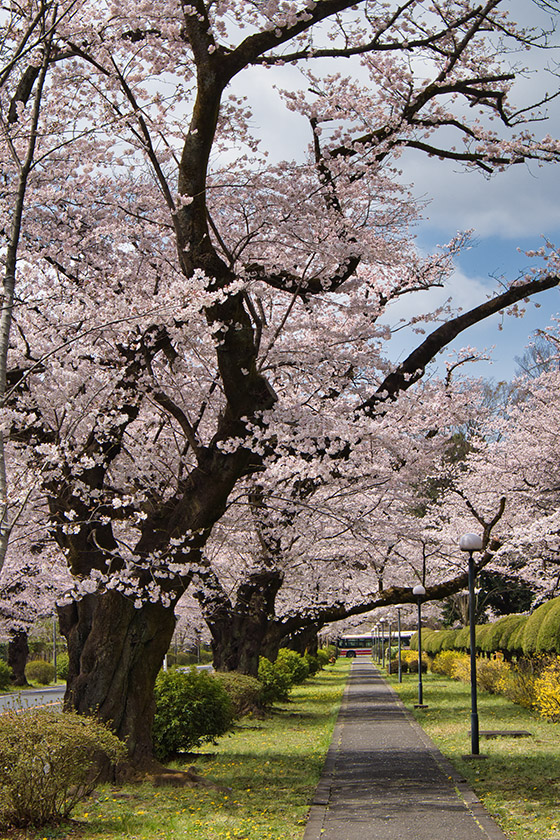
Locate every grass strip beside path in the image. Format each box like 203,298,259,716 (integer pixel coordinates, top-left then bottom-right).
389,670,560,840
12,660,349,840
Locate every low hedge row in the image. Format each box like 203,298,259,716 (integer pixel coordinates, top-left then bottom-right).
409,595,560,659
153,647,333,760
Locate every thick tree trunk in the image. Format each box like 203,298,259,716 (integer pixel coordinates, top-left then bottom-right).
206,569,284,677
7,629,29,686
280,623,320,656
58,591,176,768
209,614,268,677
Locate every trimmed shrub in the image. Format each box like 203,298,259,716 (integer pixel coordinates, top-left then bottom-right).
0,660,11,690
536,599,560,654
409,629,436,652
453,627,470,651
481,614,525,655
438,628,459,652
213,672,264,717
275,649,309,685
424,631,444,656
522,599,559,656
153,668,234,760
476,624,494,652
506,616,529,657
25,660,55,685
257,657,292,705
0,709,125,828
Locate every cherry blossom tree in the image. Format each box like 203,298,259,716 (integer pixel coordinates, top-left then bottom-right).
3,0,560,766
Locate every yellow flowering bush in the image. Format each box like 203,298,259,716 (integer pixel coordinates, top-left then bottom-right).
431,650,465,677
450,652,471,682
476,657,511,694
534,656,560,721
496,659,538,709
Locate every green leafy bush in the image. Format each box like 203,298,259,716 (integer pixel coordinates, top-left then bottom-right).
25,659,55,685
258,657,292,705
153,668,234,760
304,653,320,676
213,671,264,717
522,600,558,656
322,644,337,663
316,649,330,668
0,660,11,690
55,651,69,681
0,709,125,828
275,649,309,685
506,615,529,656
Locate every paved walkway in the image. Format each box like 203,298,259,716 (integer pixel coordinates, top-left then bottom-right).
304,659,507,840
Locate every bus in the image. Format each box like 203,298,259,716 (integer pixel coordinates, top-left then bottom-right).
337,630,415,657
336,633,373,657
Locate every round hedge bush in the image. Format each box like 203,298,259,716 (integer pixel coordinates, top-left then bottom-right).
153,668,234,760
212,671,264,717
24,660,55,685
0,709,125,828
275,649,310,684
257,657,292,705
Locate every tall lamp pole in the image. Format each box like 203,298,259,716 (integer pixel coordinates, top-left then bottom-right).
396,607,403,683
459,532,484,757
412,584,426,707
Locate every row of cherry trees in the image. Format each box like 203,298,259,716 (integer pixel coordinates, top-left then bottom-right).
2,0,560,767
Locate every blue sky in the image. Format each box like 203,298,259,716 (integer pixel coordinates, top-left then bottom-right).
384,152,560,382
230,2,560,383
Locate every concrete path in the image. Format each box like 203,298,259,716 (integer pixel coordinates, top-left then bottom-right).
304,659,507,840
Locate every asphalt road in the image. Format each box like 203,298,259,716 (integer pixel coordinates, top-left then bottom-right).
0,686,65,712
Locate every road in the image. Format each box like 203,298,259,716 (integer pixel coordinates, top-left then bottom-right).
0,686,65,712
0,665,213,713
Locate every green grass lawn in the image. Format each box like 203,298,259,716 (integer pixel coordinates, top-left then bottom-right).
8,661,349,840
389,670,560,840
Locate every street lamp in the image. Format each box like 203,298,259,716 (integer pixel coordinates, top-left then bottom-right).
380,620,386,669
396,607,403,683
413,584,427,707
459,532,484,757
387,620,392,675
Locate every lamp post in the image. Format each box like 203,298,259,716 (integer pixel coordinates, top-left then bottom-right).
413,584,426,707
387,621,392,675
459,532,484,757
380,620,386,669
396,607,403,683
